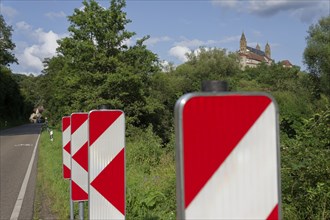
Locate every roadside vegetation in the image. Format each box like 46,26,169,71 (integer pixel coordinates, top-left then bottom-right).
34,128,88,219
1,0,329,219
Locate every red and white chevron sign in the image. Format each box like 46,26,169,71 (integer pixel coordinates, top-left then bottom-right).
88,110,125,220
71,113,88,201
62,116,71,179
175,93,280,219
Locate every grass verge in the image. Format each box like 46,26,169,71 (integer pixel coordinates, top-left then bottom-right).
34,129,82,219
34,126,176,219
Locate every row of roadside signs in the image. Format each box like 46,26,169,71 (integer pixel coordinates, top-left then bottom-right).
62,110,125,219
62,93,281,219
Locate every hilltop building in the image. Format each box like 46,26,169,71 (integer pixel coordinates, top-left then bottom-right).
238,32,273,70
280,60,293,68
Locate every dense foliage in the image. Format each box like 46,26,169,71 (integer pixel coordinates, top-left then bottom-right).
0,14,17,66
1,1,329,219
303,16,330,97
0,16,33,127
281,108,330,219
39,0,160,128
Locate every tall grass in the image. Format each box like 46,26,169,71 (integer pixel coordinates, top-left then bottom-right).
35,129,88,219
36,129,70,218
35,126,176,219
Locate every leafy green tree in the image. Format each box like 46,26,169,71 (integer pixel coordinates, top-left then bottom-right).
238,63,324,138
174,47,240,92
147,71,185,142
0,66,25,125
303,16,330,97
42,0,160,125
0,15,17,66
40,56,81,121
0,16,35,126
281,107,330,219
57,0,135,73
12,73,40,119
126,126,176,220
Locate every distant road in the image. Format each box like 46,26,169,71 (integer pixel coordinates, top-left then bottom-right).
0,124,42,220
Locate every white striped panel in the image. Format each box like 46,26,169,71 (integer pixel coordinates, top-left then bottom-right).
89,114,125,181
186,103,278,219
71,120,88,155
63,151,71,168
63,126,71,169
63,126,70,147
89,186,124,220
72,160,88,193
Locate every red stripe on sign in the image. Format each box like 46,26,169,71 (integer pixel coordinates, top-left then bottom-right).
62,117,70,131
71,114,88,134
89,111,122,146
72,141,88,171
64,142,71,154
72,180,88,201
183,95,271,208
63,165,70,179
91,148,125,215
267,204,279,220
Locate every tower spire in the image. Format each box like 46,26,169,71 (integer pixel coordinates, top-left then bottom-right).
240,32,247,52
265,41,271,58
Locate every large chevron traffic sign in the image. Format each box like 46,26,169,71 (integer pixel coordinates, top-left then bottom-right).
175,93,281,219
71,113,89,201
88,110,125,220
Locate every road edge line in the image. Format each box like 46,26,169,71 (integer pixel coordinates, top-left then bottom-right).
10,132,41,220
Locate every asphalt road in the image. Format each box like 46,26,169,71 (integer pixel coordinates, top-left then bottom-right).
0,123,42,220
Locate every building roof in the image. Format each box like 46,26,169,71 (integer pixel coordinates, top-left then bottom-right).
280,60,293,67
239,51,267,62
246,46,266,57
246,52,265,62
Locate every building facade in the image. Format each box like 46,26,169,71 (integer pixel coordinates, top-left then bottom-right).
238,32,273,70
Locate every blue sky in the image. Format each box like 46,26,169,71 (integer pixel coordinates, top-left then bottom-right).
1,0,329,75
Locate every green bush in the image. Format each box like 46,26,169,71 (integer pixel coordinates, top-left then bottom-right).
281,108,330,219
126,126,176,220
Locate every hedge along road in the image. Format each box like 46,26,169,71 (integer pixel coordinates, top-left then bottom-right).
0,123,42,220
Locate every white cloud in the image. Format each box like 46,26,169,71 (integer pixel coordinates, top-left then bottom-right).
175,38,206,48
34,28,61,56
160,60,170,67
45,11,66,19
145,36,172,46
13,71,38,76
290,1,330,23
160,60,176,72
16,21,31,31
174,36,240,49
121,38,133,47
1,4,18,18
174,37,219,48
212,0,329,23
79,5,86,11
212,0,239,8
13,23,67,74
169,46,191,62
247,0,313,16
168,35,241,63
19,46,44,71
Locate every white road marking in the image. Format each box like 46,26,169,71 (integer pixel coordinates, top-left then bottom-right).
14,144,33,147
10,133,41,220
